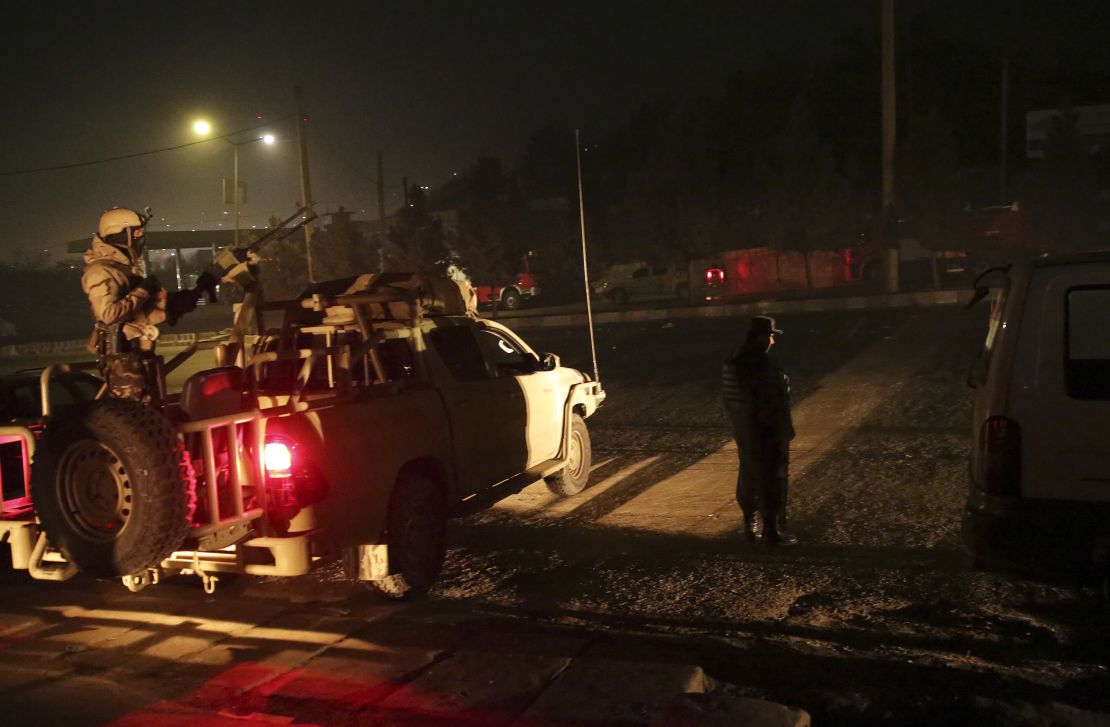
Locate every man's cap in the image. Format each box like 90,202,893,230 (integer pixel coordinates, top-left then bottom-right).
749,315,784,336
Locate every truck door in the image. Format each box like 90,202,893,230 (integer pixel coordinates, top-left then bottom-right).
474,325,564,467
426,323,528,493
1015,265,1110,502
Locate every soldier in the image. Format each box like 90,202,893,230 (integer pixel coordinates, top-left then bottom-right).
82,207,166,401
721,315,798,546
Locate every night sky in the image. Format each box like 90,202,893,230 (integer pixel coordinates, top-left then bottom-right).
1,1,1106,261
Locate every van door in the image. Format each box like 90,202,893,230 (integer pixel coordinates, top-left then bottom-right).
1014,264,1110,501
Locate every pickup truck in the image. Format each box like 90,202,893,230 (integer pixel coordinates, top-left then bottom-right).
0,273,604,598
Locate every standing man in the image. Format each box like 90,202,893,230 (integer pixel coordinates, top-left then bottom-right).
82,207,167,402
721,315,797,545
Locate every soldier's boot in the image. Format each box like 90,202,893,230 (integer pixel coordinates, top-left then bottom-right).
763,515,798,547
742,512,763,542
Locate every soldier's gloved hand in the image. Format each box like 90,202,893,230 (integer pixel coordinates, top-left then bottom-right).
166,289,201,326
193,271,221,303
136,275,162,295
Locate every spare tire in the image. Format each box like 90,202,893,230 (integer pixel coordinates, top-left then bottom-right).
31,399,195,577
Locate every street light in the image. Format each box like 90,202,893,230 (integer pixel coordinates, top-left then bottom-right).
228,134,276,245
193,120,276,245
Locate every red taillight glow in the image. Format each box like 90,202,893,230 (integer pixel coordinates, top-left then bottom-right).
264,441,293,476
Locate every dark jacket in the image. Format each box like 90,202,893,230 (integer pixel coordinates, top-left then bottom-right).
722,344,795,442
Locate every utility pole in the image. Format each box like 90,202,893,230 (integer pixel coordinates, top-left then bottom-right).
294,85,316,282
881,0,899,293
999,56,1009,203
376,151,387,231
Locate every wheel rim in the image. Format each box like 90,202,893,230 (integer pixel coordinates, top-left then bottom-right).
57,439,133,543
566,429,585,482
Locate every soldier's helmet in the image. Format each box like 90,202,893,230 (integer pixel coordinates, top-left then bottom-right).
98,207,146,259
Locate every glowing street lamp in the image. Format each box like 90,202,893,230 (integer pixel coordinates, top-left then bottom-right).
193,121,276,244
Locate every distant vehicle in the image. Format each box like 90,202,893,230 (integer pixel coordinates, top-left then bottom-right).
962,253,1110,583
473,253,541,310
593,262,690,305
908,203,1052,278
695,246,879,302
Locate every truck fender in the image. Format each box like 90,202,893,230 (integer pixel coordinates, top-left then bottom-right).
557,382,598,460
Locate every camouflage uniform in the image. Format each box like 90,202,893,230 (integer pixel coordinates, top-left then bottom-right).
82,236,166,402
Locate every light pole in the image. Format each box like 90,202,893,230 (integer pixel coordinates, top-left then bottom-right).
192,120,275,245
228,134,276,245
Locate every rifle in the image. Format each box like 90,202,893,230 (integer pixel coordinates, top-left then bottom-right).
167,206,317,324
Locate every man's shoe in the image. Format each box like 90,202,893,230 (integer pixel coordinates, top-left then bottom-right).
764,531,798,547
742,516,762,542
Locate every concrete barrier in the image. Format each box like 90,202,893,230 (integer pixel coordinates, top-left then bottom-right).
503,288,973,330
0,289,972,358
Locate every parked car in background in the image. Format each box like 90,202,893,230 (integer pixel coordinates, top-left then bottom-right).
593,262,690,305
473,253,541,310
962,252,1110,585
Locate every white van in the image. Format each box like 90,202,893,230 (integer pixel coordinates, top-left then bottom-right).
962,252,1110,580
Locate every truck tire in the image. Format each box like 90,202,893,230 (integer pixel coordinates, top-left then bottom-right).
500,287,522,310
609,288,629,305
545,414,591,497
675,283,690,303
30,399,195,577
370,473,448,600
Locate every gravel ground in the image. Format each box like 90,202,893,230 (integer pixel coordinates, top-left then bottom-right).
429,307,1110,725
3,305,1107,725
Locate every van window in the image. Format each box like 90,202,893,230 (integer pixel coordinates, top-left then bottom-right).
1065,286,1110,400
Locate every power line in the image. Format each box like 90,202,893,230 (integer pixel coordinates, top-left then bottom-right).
0,114,298,177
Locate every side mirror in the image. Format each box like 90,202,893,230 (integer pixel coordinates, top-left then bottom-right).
539,352,560,371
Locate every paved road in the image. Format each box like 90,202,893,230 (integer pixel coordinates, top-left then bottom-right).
2,305,1109,726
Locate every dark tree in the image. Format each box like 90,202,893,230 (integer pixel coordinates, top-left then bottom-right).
381,186,451,275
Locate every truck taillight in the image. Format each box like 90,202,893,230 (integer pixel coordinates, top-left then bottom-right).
261,437,328,511
976,416,1021,496
264,441,293,477
264,439,297,508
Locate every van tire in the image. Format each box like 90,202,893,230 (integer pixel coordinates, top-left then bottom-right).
30,400,195,577
370,474,448,600
545,415,591,497
500,287,522,310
